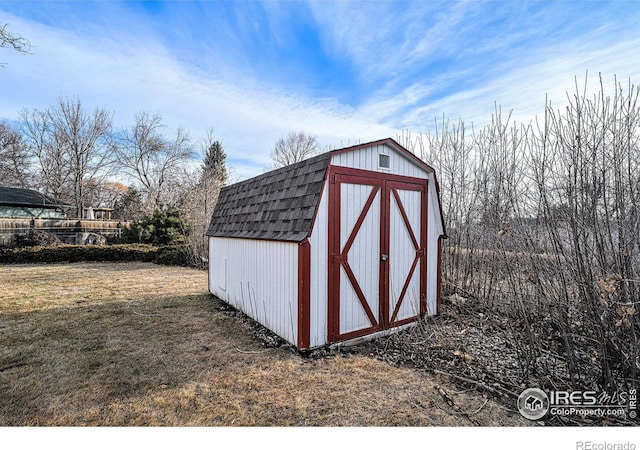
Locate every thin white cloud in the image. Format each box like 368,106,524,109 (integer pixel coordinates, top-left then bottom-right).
0,11,395,180
329,2,640,133
412,29,640,130
400,1,471,68
307,1,479,83
2,1,640,183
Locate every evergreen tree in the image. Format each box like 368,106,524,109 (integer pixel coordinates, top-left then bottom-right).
203,140,228,183
122,206,189,245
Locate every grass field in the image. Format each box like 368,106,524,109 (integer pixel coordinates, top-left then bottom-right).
0,262,528,426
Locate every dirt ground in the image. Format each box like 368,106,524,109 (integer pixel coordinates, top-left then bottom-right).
0,262,530,426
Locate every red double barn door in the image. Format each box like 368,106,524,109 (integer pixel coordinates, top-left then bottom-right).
328,167,428,343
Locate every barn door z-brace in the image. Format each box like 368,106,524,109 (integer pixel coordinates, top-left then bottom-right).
328,167,427,343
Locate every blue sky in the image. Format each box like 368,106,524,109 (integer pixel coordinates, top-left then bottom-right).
1,1,639,181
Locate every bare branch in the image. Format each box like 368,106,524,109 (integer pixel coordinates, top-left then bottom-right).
1,23,31,66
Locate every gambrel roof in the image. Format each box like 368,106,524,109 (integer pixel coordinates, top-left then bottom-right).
206,138,446,243
206,152,332,242
0,187,69,208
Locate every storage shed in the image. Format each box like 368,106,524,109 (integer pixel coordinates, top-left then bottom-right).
206,138,446,350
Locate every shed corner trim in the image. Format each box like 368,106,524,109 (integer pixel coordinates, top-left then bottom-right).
297,238,311,350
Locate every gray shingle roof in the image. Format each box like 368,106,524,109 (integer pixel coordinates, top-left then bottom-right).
0,187,69,208
206,152,332,242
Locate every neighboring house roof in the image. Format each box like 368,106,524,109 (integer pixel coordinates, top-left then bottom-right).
206,151,332,242
0,187,69,208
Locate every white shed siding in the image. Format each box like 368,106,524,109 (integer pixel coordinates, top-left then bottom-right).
308,181,329,348
208,237,298,345
330,143,429,179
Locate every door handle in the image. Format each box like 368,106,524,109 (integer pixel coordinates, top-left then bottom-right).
381,253,388,261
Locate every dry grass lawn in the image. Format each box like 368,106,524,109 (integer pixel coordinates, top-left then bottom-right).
0,262,529,426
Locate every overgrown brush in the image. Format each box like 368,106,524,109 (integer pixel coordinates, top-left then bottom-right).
404,74,640,395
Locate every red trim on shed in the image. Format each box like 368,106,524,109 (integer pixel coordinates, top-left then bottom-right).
327,167,339,343
421,183,429,315
297,239,311,350
331,165,429,185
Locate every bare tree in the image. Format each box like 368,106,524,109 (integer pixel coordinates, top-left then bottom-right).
20,98,114,216
115,112,195,212
270,131,319,168
50,98,114,217
0,120,31,187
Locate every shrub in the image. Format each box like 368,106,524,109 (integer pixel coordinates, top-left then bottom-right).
0,244,158,264
154,245,193,267
0,243,207,269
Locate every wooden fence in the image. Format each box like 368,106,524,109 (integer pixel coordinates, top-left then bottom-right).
0,217,130,246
